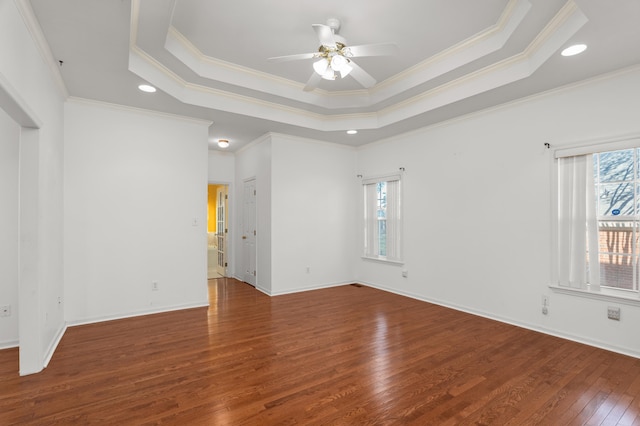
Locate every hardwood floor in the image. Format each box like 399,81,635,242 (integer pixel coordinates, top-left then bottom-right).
1,278,639,425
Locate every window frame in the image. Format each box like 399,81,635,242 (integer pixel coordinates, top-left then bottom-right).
362,173,403,264
551,134,640,305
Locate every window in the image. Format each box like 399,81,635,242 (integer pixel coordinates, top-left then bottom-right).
593,149,639,291
556,138,640,296
363,174,402,262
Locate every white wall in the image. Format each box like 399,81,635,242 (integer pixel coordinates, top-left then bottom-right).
234,134,272,292
0,0,66,374
208,150,235,183
270,135,357,294
356,66,640,357
64,99,210,323
0,106,19,348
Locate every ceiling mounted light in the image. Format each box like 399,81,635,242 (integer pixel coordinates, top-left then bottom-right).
561,44,587,57
313,49,354,80
138,84,156,93
267,18,398,92
217,139,230,148
314,58,337,80
330,54,352,77
347,130,358,135
313,59,329,75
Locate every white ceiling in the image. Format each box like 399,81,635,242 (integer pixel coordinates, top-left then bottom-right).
29,0,640,152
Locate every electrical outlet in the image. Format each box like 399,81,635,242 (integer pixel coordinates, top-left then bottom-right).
0,305,10,317
305,267,310,274
607,306,621,321
152,281,159,291
402,270,408,278
541,295,549,315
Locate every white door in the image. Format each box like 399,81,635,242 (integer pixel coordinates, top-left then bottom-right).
215,186,227,276
242,179,257,286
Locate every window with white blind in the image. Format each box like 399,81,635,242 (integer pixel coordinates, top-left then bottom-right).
555,137,640,299
363,174,402,262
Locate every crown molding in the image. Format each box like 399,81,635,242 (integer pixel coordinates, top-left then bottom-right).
14,0,69,99
129,44,384,131
373,0,531,98
128,0,586,133
66,96,213,126
234,132,273,155
0,69,42,128
365,64,640,153
376,0,587,127
130,0,141,48
164,26,372,110
163,0,531,111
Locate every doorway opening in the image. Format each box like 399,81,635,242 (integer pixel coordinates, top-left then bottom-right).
207,184,229,280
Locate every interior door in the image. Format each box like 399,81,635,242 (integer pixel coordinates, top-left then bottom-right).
215,186,227,276
242,179,257,286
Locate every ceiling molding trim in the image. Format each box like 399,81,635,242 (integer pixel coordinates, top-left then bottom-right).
270,132,358,151
312,65,640,153
129,0,586,133
527,0,589,64
372,0,531,99
167,26,300,89
160,0,530,111
377,2,587,127
130,0,142,48
0,70,42,128
66,96,213,127
234,132,273,155
164,26,372,110
129,45,383,131
14,0,69,99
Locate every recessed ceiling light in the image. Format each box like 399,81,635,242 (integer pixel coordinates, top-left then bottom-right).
138,84,156,93
218,139,230,148
561,44,587,57
347,130,358,135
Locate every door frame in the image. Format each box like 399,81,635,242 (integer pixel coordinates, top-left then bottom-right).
242,178,257,287
207,181,232,279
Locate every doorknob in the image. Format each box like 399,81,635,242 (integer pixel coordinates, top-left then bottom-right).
242,236,247,239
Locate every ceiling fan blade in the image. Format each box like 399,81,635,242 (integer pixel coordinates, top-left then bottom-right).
349,61,377,89
303,72,322,92
312,24,336,48
346,43,398,58
268,52,317,62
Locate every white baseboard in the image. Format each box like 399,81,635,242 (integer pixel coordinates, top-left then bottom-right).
44,322,67,368
360,280,640,360
67,301,210,327
0,340,18,350
268,280,354,296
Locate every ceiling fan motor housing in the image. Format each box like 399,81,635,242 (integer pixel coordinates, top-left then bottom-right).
326,18,341,32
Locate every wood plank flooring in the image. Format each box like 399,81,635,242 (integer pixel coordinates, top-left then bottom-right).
1,278,639,425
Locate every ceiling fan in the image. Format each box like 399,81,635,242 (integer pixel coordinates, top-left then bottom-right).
268,18,398,92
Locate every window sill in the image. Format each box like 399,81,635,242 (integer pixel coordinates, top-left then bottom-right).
361,256,404,266
548,284,640,307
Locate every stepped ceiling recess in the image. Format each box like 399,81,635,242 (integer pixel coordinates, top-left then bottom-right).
29,0,640,151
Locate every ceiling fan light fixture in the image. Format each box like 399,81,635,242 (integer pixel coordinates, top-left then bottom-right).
339,63,353,78
313,58,329,75
330,54,348,71
321,70,336,80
